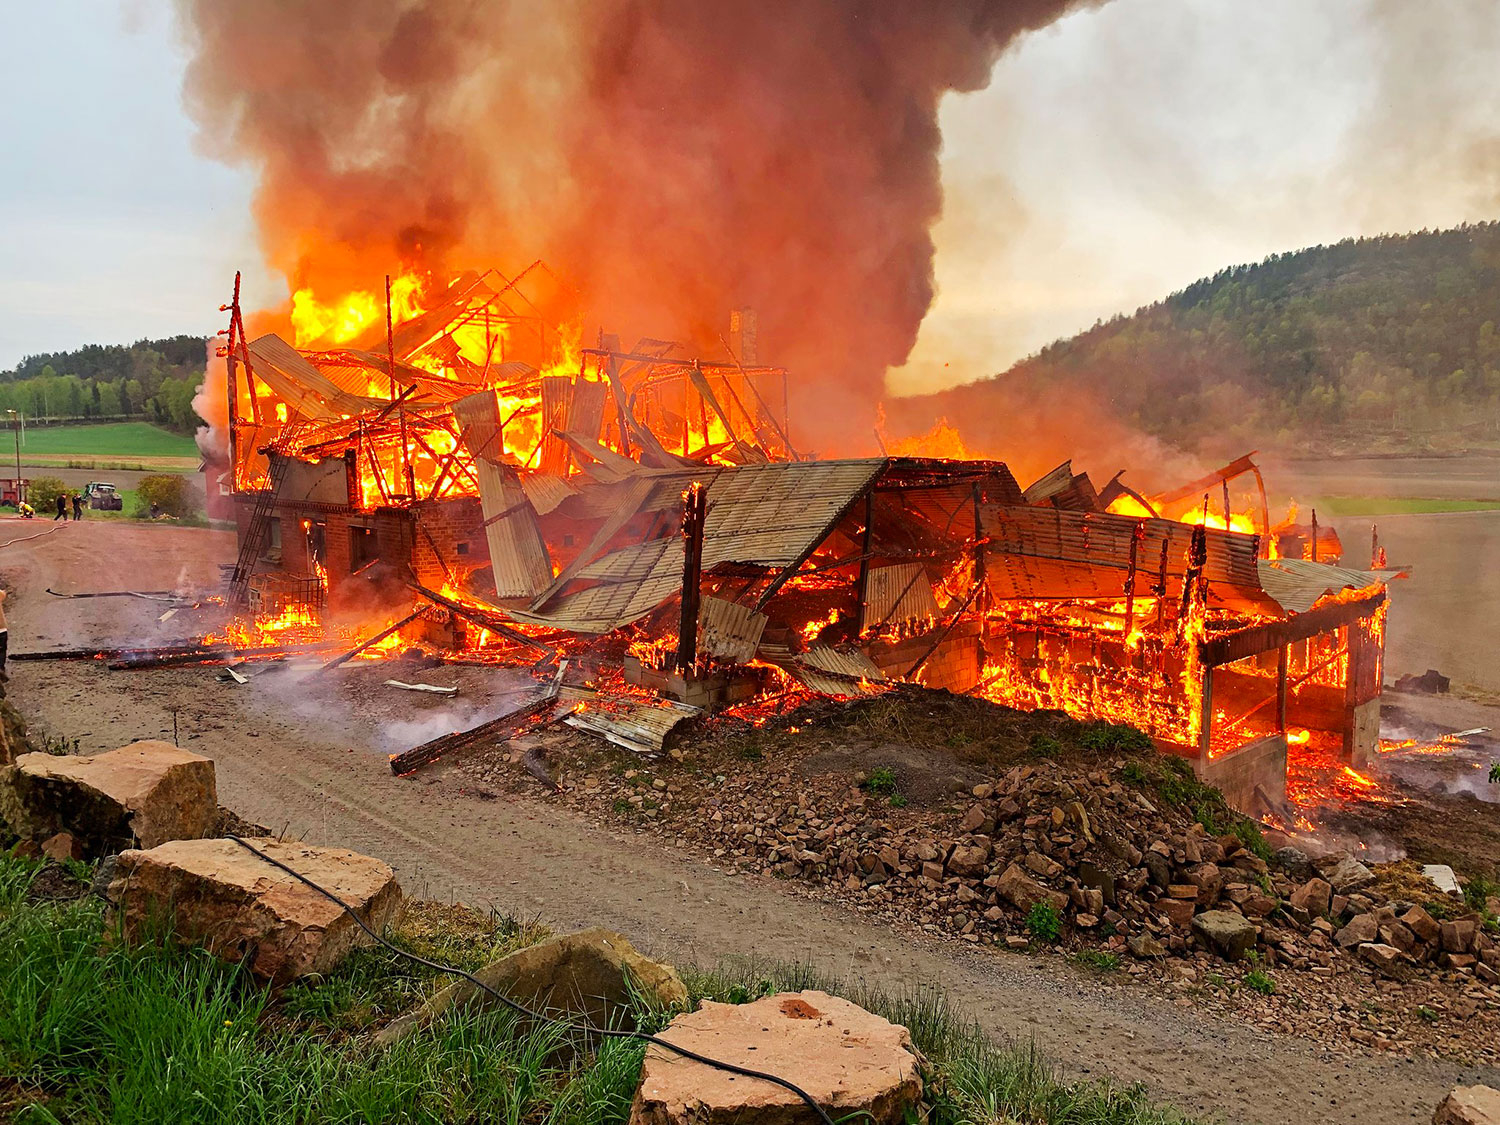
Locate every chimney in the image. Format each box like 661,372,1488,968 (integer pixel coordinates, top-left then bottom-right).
729,308,758,365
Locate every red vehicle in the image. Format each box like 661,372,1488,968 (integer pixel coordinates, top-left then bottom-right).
0,477,28,507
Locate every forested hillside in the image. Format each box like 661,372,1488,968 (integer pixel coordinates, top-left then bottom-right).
0,336,208,434
914,223,1500,459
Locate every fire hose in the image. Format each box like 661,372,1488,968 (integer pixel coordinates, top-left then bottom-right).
225,834,838,1125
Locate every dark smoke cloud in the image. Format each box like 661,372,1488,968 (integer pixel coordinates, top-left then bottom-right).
173,0,1101,448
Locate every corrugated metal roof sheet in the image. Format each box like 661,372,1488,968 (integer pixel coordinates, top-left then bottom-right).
519,472,578,515
516,459,887,633
699,597,767,664
1255,558,1393,614
246,334,383,419
766,645,885,696
558,430,644,483
302,349,441,401
866,563,939,627
563,697,701,755
451,389,504,460
1023,461,1074,504
981,505,1270,611
474,458,553,597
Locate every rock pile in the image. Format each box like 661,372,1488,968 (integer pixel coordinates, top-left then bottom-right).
660,757,1292,959
548,752,1500,989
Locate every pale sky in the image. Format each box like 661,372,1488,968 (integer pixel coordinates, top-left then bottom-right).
2,0,1497,390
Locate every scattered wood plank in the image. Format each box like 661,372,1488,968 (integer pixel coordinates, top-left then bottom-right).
384,679,459,696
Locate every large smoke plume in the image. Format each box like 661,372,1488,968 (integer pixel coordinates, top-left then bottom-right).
173,0,1100,449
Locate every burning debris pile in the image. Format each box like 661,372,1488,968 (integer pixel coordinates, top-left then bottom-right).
188,263,1408,816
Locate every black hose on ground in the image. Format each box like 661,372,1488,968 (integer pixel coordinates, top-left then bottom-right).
225,834,837,1125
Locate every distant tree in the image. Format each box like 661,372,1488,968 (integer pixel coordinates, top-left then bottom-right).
135,474,196,518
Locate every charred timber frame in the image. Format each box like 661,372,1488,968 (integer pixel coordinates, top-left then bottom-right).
1196,590,1386,668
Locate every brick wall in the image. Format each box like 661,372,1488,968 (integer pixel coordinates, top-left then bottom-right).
410,498,487,589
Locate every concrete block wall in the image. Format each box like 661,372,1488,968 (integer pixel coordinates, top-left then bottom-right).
1196,733,1288,815
867,620,982,693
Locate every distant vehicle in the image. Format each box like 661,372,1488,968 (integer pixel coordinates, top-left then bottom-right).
0,477,28,507
84,482,123,511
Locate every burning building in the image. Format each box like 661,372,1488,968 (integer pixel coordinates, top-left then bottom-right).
210,268,1399,816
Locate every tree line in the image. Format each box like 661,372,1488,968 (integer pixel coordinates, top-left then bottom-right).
0,335,208,434
925,222,1500,456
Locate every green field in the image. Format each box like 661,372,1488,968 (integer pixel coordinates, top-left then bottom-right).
1308,496,1500,517
17,422,196,458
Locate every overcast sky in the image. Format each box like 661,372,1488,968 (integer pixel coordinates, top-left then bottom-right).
2,1,1497,392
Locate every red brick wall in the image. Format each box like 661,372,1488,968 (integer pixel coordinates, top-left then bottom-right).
410,498,487,590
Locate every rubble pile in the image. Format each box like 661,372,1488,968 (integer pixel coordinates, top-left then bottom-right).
465,696,1500,1058
591,752,1497,978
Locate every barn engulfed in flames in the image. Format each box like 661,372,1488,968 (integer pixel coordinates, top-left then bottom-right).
208,267,1399,814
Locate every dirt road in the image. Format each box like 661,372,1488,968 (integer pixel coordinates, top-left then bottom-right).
2,519,1496,1124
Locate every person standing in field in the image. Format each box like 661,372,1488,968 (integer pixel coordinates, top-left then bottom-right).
53,493,66,520
71,493,82,521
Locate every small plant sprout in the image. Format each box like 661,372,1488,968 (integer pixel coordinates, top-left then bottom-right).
862,767,898,795
1244,969,1276,995
1024,901,1062,943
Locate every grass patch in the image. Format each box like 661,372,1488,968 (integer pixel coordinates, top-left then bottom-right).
19,422,197,460
1243,969,1276,996
862,766,898,795
1078,722,1154,755
1074,950,1120,973
1305,495,1500,517
0,851,1203,1125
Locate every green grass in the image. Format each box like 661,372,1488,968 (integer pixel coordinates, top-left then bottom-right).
19,423,196,459
0,852,1204,1125
1305,495,1500,517
1074,950,1121,973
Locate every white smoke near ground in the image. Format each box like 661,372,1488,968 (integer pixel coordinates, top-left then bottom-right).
260,659,543,754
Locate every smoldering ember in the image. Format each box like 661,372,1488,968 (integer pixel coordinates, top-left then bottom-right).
5,6,1500,1125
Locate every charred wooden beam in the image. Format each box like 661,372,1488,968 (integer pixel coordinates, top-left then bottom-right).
107,650,293,671
389,688,557,775
1199,590,1386,667
408,582,553,656
318,609,425,672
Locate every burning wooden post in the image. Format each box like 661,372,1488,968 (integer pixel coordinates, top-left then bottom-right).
1123,520,1144,636
677,482,707,673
